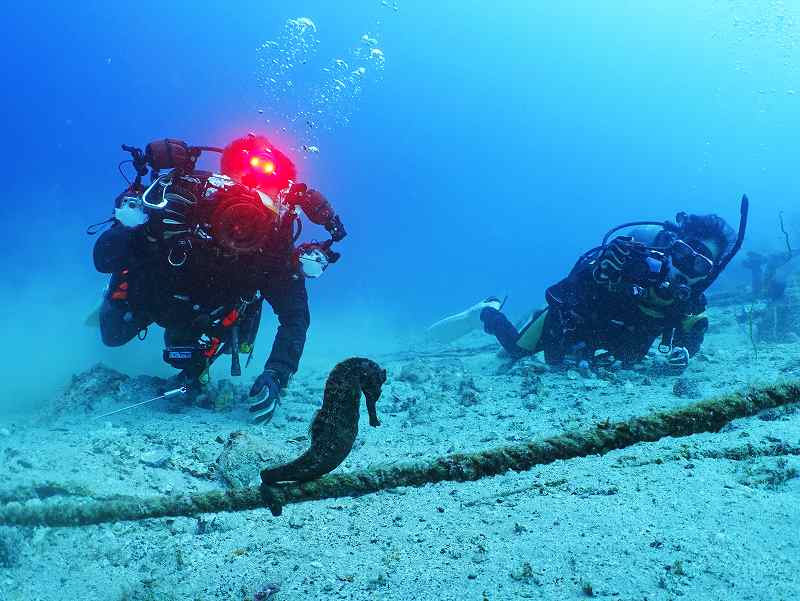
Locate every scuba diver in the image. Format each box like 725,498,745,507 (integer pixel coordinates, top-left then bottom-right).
431,197,748,372
90,134,346,423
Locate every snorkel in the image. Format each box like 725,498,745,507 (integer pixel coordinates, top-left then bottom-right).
695,194,749,293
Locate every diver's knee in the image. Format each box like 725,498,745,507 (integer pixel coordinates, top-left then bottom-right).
100,325,134,347
296,305,311,329
99,302,140,347
284,307,310,332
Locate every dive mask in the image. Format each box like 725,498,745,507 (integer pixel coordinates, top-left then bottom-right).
669,239,714,279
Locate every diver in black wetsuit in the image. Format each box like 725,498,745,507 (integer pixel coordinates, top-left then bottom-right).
479,198,748,372
91,135,346,423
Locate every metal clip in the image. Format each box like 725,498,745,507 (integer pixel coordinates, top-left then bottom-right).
658,328,675,354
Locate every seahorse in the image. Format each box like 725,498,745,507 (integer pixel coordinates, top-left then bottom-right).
260,357,387,484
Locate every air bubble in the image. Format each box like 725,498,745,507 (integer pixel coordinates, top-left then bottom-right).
370,48,386,66
290,17,317,33
257,18,388,152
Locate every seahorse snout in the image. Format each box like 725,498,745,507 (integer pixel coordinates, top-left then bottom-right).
362,365,386,428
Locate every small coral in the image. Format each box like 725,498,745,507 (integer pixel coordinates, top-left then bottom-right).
52,363,130,414
0,526,23,568
738,457,799,489
672,377,701,398
398,360,430,383
210,379,239,411
458,375,480,406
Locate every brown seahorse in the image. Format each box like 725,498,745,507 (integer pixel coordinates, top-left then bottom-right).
260,357,387,484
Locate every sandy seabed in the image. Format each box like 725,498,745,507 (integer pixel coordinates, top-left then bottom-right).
0,302,798,601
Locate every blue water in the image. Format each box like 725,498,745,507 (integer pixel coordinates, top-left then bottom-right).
1,1,798,408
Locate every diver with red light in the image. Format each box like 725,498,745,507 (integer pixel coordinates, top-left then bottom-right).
90,134,346,423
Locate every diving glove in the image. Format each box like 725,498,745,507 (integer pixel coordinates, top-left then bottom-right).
249,369,283,424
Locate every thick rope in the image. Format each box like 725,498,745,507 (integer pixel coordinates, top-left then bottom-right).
1,381,798,528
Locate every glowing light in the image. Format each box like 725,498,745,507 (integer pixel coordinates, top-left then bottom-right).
250,154,275,174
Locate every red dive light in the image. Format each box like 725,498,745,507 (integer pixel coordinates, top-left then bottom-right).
221,134,297,195
249,155,276,175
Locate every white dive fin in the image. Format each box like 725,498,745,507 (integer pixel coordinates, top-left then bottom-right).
425,296,505,344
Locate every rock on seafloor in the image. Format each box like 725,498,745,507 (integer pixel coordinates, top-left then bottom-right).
214,431,293,488
139,449,172,468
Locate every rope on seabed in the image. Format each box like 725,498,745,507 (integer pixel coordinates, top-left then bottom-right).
1,380,799,528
